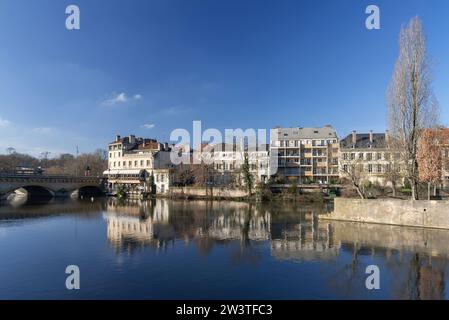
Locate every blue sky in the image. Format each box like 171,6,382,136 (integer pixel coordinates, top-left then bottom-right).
0,0,448,156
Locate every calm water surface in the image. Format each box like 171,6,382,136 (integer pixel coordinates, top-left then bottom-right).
0,197,448,299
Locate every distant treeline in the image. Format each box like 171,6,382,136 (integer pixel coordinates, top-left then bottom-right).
0,149,108,176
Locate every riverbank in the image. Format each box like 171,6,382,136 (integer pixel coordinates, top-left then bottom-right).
321,197,449,230
165,186,327,203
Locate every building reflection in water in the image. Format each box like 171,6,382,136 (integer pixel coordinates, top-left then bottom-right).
105,198,173,253
103,198,448,299
271,218,340,262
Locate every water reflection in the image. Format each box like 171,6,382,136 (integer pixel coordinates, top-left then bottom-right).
101,198,449,299
1,197,448,299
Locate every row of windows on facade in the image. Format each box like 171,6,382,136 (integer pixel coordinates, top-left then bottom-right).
210,152,268,159
110,152,121,158
279,158,339,165
342,163,398,174
214,162,268,171
281,167,339,175
341,152,400,161
111,160,152,168
279,149,338,157
276,139,338,147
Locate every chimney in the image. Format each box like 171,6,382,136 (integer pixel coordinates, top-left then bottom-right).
352,130,357,145
115,135,121,142
129,135,135,144
369,130,374,143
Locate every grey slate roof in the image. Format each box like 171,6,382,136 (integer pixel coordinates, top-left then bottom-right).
340,133,387,149
271,126,337,139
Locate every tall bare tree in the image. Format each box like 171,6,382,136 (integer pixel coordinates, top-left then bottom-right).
387,16,439,200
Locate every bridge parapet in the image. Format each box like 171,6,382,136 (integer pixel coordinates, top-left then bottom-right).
0,174,104,184
0,174,106,199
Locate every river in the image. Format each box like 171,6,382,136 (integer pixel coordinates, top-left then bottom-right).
0,197,448,299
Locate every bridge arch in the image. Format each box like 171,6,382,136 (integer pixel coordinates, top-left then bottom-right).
77,185,104,196
8,185,55,199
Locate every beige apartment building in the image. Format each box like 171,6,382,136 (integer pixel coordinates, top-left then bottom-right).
269,126,339,184
339,130,396,186
104,134,174,194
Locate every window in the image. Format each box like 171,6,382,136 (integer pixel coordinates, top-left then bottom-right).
343,153,348,160
367,153,372,161
359,153,364,160
385,153,390,160
377,153,382,160
350,153,355,160
368,164,373,173
377,164,382,173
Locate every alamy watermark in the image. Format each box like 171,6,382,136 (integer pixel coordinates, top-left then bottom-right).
365,5,380,30
365,265,380,290
66,5,80,30
169,120,279,174
65,265,80,290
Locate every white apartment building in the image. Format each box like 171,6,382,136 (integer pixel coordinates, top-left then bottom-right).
199,142,270,186
104,135,174,194
270,126,339,184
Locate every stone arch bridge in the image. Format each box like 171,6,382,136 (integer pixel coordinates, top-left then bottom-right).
0,174,107,199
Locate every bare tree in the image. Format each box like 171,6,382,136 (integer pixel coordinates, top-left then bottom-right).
383,151,402,197
417,129,442,200
339,156,366,199
387,16,439,200
6,147,16,155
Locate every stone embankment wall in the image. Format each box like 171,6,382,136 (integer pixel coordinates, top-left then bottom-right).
169,187,248,199
322,198,449,229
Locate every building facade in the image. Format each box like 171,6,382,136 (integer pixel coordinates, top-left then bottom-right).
104,134,175,194
199,142,270,186
269,126,339,184
419,128,449,189
339,130,399,186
